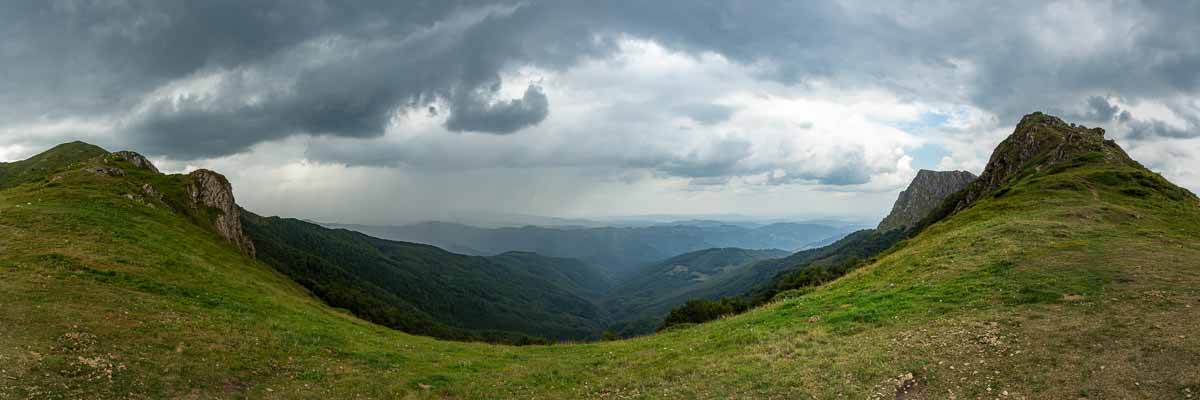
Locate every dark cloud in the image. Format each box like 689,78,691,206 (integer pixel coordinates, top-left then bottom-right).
1085,96,1120,122
2,0,1199,174
1,1,573,158
445,84,549,134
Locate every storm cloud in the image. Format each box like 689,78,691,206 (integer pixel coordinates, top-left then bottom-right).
1,1,1198,222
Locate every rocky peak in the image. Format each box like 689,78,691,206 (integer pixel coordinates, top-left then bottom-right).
951,112,1139,212
878,169,977,232
112,151,160,173
185,169,255,257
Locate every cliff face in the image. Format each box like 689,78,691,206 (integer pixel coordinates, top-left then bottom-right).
878,170,977,232
185,169,256,257
951,112,1140,212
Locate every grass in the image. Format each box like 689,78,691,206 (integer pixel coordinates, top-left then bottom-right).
1,156,1199,398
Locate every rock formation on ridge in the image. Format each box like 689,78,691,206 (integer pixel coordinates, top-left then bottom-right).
186,169,256,257
878,169,977,232
950,112,1141,212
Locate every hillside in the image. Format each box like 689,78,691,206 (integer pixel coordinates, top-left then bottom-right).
244,214,612,342
325,220,845,278
604,248,789,334
2,113,1200,398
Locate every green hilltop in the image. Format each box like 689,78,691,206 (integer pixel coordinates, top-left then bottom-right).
0,141,108,190
1,112,1199,398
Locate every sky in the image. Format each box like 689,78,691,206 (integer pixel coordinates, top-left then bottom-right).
1,1,1198,225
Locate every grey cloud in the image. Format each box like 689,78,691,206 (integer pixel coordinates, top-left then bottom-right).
1125,119,1199,141
1085,96,1120,122
306,132,881,187
688,176,732,186
643,138,754,179
300,133,890,188
445,84,549,134
2,1,568,159
1043,94,1200,143
674,103,736,126
0,1,973,160
766,148,872,186
3,0,1200,167
1073,96,1199,143
1118,110,1133,124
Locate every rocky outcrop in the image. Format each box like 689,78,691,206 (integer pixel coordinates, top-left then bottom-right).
141,183,163,202
878,170,976,232
112,151,160,173
186,169,255,257
950,112,1139,213
83,166,126,177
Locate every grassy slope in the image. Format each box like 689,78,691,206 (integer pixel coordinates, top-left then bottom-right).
2,156,1200,398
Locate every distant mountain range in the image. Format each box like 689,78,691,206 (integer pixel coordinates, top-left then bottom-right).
324,220,854,278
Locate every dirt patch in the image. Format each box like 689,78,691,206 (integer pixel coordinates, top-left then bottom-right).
870,372,922,400
223,377,253,393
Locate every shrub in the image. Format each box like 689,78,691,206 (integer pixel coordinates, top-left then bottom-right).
659,298,749,330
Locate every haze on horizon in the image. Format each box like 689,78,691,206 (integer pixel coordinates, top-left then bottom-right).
1,1,1198,225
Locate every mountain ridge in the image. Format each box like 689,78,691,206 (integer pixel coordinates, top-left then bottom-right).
326,220,848,279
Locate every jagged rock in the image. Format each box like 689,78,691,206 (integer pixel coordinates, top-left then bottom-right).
112,151,160,173
951,112,1140,213
878,170,977,232
83,166,126,177
185,169,255,257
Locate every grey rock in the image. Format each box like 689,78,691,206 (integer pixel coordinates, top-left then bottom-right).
112,151,160,173
186,169,255,257
878,170,976,232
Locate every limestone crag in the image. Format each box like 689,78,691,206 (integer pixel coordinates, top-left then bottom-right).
878,170,977,232
186,169,255,257
951,112,1140,212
